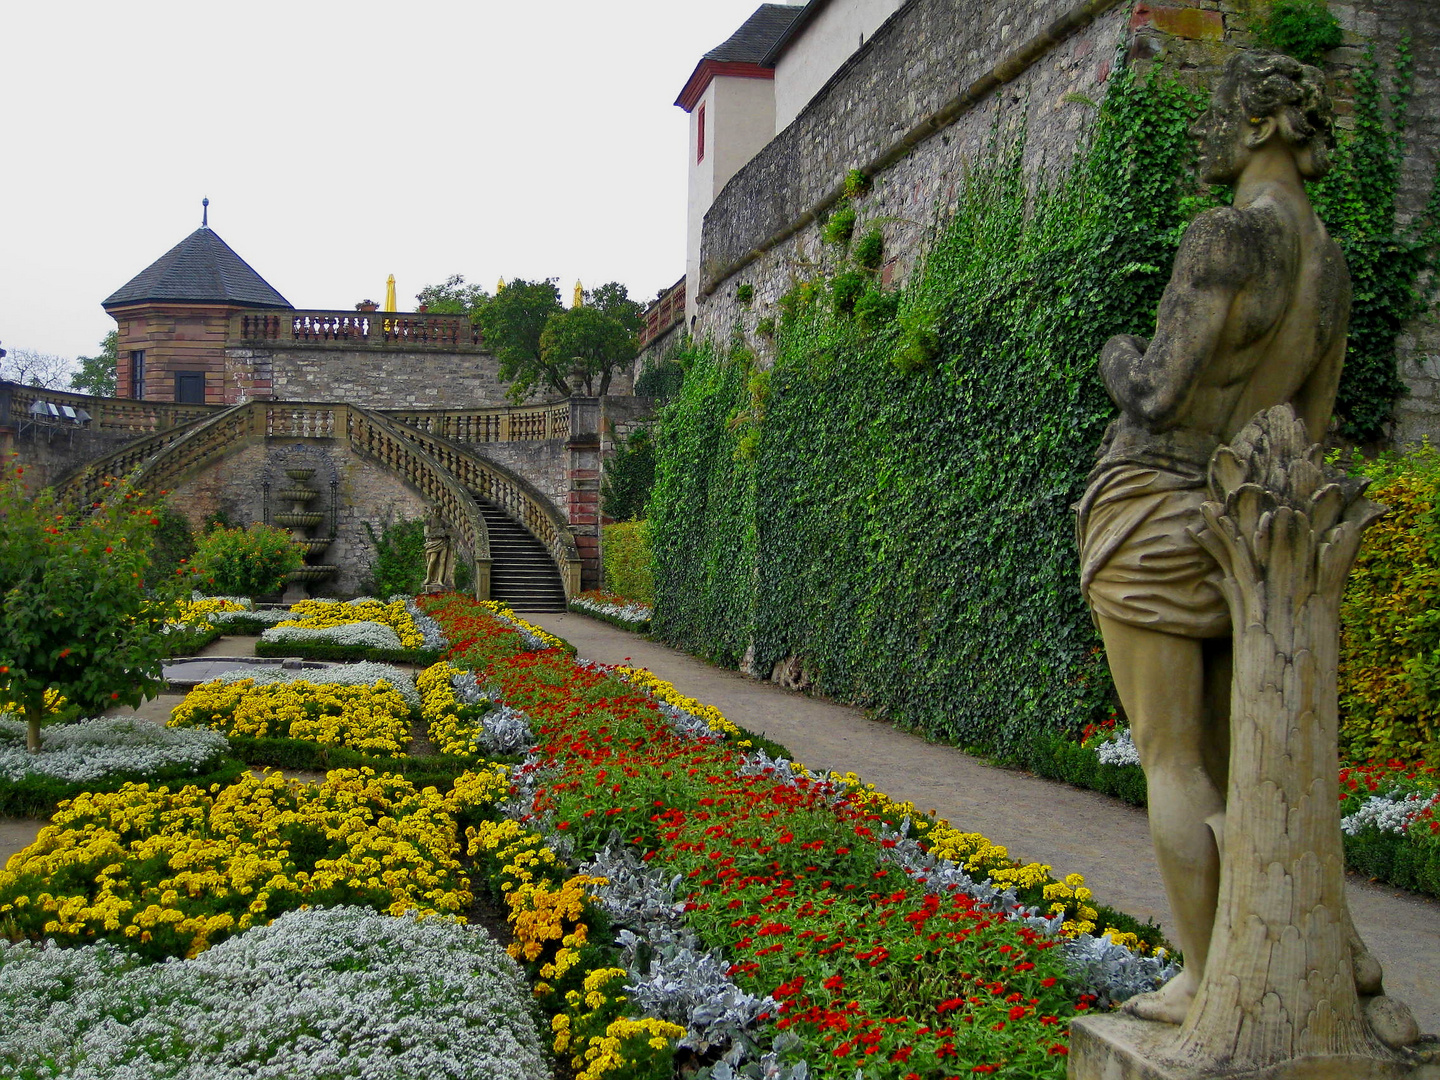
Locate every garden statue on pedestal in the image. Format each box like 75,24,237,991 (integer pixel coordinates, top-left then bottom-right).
423,512,455,593
1072,50,1434,1078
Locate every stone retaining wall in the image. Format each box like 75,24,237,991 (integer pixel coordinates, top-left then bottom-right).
164,440,429,597
694,0,1440,445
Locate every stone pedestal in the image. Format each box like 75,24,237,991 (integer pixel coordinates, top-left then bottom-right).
1071,1014,1440,1080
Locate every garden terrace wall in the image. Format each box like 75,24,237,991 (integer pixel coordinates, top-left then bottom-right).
696,0,1134,345
165,440,428,596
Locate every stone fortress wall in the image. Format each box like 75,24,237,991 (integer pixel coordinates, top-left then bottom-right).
694,0,1440,445
225,345,635,410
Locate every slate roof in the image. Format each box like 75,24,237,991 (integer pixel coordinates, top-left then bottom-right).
703,4,806,64
103,227,293,309
760,0,830,66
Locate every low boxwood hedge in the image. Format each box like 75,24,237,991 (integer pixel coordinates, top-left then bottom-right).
252,641,440,665
0,757,249,818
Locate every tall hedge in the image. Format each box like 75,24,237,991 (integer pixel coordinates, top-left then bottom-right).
1340,446,1440,764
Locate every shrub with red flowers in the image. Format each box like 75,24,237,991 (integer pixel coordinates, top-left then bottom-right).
430,601,1134,1078
0,466,177,753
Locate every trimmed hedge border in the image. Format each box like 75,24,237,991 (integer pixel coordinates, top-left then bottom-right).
207,615,278,636
0,757,249,818
566,603,651,635
163,625,225,657
1023,735,1440,900
252,641,440,666
1023,734,1148,808
224,735,507,791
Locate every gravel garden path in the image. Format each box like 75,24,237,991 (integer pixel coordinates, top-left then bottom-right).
531,611,1440,1036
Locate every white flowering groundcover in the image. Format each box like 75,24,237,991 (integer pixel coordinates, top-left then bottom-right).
569,594,653,631
260,622,405,650
0,906,548,1080
0,718,230,785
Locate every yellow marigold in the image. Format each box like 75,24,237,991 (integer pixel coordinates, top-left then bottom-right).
0,768,470,958
169,678,410,755
613,665,741,739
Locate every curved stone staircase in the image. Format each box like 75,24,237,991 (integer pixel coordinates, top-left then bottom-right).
54,400,583,607
476,498,568,612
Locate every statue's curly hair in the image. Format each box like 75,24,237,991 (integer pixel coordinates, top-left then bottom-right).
1218,50,1335,176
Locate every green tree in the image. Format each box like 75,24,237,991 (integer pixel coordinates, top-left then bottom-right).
585,282,644,334
476,278,567,400
539,306,638,396
0,469,176,752
414,274,491,317
70,331,118,397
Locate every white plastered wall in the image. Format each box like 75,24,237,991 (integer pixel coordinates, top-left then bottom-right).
686,75,777,322
773,0,905,132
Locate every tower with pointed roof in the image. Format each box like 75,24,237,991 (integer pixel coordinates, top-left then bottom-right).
675,4,805,324
103,210,293,404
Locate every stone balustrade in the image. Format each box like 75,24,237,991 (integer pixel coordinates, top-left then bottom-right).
57,399,585,600
383,402,572,444
0,380,221,434
230,310,483,351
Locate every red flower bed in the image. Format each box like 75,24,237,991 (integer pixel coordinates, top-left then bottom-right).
456,641,1094,1078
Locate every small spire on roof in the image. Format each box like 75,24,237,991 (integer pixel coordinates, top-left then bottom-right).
202,197,210,228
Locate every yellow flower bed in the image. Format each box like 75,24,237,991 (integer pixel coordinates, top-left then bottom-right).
0,768,471,960
418,661,486,756
446,764,511,815
467,817,683,1079
170,597,247,627
169,678,411,755
277,599,424,650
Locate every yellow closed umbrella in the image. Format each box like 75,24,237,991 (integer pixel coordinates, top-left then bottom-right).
384,274,397,312
496,277,506,293
573,280,584,308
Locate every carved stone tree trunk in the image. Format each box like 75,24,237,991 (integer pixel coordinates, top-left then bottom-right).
1176,405,1409,1074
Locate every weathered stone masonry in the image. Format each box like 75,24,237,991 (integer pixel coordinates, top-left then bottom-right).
694,0,1440,444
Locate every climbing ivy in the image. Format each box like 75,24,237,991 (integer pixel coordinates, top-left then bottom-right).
1253,0,1344,66
652,64,1205,754
650,45,1439,759
1311,41,1440,444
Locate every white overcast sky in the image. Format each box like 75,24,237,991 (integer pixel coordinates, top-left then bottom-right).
2,0,787,362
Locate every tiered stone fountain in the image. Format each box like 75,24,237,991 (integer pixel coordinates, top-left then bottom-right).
273,468,336,601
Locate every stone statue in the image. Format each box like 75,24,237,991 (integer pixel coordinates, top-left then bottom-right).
422,511,455,593
1078,47,1349,1028
1073,51,1430,1077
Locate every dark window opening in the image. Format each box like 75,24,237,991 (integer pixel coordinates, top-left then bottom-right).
130,350,146,399
697,104,706,164
174,371,205,404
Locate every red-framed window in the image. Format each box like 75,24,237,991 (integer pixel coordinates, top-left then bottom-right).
697,103,706,164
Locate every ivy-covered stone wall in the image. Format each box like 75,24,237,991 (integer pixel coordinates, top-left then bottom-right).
657,1,1440,760
695,0,1440,444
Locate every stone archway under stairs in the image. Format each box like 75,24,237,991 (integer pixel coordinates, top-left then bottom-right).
57,400,586,611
